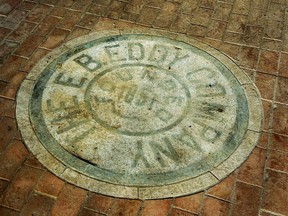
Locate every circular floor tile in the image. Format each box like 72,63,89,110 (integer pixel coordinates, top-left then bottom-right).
16,29,263,199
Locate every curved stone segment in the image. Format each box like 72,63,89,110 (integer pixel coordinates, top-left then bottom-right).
16,29,263,199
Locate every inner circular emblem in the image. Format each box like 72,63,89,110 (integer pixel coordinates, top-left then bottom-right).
85,64,190,135
16,30,263,199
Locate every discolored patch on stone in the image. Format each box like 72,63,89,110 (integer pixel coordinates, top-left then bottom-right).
16,29,263,199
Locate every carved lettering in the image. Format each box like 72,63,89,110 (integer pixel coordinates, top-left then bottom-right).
74,54,102,71
128,43,144,61
104,44,126,62
148,44,168,64
149,137,180,167
132,140,151,168
53,73,87,88
172,128,201,152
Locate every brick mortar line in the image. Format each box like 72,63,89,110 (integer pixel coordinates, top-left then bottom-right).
76,189,90,216
0,204,20,213
196,189,206,215
171,205,198,215
258,1,285,213
136,200,144,216
205,193,231,203
265,167,288,175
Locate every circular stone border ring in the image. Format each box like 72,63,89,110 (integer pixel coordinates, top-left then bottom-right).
16,29,263,199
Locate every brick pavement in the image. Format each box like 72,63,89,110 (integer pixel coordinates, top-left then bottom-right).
0,0,287,215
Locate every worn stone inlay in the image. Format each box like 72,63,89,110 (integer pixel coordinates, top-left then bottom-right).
17,30,263,199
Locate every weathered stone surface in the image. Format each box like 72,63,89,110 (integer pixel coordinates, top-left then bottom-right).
16,29,263,199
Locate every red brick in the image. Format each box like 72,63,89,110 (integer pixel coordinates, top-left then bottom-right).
262,38,282,52
24,154,44,169
78,14,99,29
141,199,171,216
170,208,197,216
191,8,213,27
7,21,37,42
0,27,11,41
207,172,237,201
223,31,243,44
16,1,37,11
0,117,18,152
85,193,114,214
57,0,76,7
153,12,175,29
218,43,240,60
20,193,55,216
258,51,279,74
2,9,27,28
243,26,263,47
187,25,207,37
15,34,46,57
79,208,105,216
272,103,288,135
257,132,269,148
237,147,266,186
106,1,127,20
22,48,50,72
87,4,107,16
233,0,250,15
35,171,65,197
34,16,61,36
269,133,288,153
57,10,82,30
49,6,67,18
71,0,93,11
110,199,142,216
230,181,262,216
267,150,288,172
125,0,146,14
238,46,259,69
265,20,283,40
180,0,198,13
170,13,191,33
213,2,232,21
276,77,288,104
0,0,22,15
41,28,70,49
0,179,9,195
279,53,288,78
262,169,288,215
66,27,90,41
0,206,19,216
137,6,159,26
146,0,165,8
200,196,229,216
92,18,141,32
0,71,27,98
50,184,87,216
227,14,247,33
0,165,43,210
174,192,203,213
255,72,276,100
206,20,227,40
25,4,51,23
0,41,19,64
262,100,272,131
0,139,28,180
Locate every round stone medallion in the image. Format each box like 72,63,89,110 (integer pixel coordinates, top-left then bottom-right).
16,29,263,199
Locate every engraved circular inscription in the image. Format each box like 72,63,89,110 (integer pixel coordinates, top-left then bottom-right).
17,30,263,199
85,64,190,135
